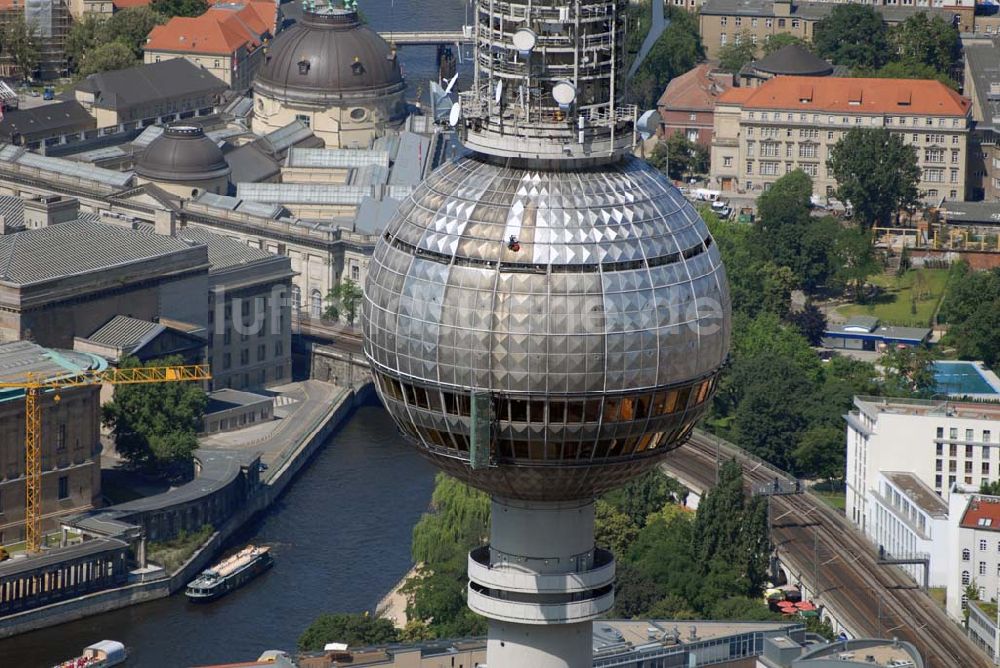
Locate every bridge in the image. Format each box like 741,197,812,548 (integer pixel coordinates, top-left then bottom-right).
378,28,474,46
662,431,991,668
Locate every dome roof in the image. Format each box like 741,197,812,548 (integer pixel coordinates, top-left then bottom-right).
135,125,231,183
254,7,405,106
752,45,833,76
363,155,731,501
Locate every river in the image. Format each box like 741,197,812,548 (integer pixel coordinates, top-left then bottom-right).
0,402,437,666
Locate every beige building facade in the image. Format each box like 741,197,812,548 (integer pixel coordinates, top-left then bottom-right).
710,76,972,202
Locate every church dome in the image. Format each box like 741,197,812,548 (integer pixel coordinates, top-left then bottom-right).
254,6,405,106
135,125,231,183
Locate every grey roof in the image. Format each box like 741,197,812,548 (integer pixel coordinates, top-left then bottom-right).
0,101,95,139
254,7,405,105
388,131,432,187
0,196,25,229
175,225,274,270
222,141,281,184
67,145,128,164
264,120,316,154
85,315,164,350
750,45,833,76
353,195,400,235
133,124,246,150
845,315,880,332
0,537,128,578
882,471,949,518
236,181,373,205
76,59,226,111
286,147,390,169
0,220,197,285
205,388,272,413
0,340,105,386
222,94,254,120
965,44,1000,132
942,200,1000,225
0,144,134,188
350,163,390,187
194,191,287,219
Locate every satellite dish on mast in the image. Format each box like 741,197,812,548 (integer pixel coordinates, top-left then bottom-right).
512,28,537,55
552,81,577,110
449,103,462,127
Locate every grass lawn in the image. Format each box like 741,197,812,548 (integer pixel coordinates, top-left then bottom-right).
837,268,950,327
812,490,846,512
929,587,947,608
148,525,214,573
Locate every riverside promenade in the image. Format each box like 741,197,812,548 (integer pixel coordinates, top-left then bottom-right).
0,379,372,639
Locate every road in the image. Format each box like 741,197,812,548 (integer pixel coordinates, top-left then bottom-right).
662,433,990,668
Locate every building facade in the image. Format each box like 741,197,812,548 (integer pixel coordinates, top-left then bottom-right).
946,490,1000,623
964,42,1000,202
846,396,1000,536
143,1,277,90
710,76,971,201
657,63,734,146
0,341,104,545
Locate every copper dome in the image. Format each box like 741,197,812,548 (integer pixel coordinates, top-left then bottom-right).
254,7,405,106
135,125,231,183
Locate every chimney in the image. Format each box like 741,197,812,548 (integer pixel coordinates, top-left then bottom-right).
22,196,80,229
154,208,177,237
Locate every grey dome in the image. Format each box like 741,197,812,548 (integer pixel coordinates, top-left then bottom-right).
135,125,230,183
363,155,731,501
255,8,405,106
752,45,833,76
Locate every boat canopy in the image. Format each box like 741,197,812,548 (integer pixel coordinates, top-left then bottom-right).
87,640,126,661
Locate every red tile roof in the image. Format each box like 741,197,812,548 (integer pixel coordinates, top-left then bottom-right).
717,76,971,117
961,497,1000,532
657,63,734,112
112,0,151,9
145,1,275,56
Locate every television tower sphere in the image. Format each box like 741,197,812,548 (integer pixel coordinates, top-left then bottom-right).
362,0,730,665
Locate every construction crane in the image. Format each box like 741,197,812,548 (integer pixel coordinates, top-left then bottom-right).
0,364,212,553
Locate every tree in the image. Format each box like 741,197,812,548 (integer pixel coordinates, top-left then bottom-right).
627,6,704,108
828,128,919,229
595,500,640,557
101,355,207,477
108,7,168,58
150,0,207,17
792,425,844,480
859,61,957,88
718,32,757,74
79,42,136,76
763,33,808,55
659,131,697,181
324,278,364,325
834,226,880,301
298,613,398,651
951,299,1000,370
813,4,889,70
889,12,959,78
602,468,687,526
2,16,39,81
65,15,104,73
980,480,1000,496
785,303,828,346
881,346,938,397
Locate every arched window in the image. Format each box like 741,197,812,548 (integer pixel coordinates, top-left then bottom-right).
962,570,971,585
963,548,971,561
311,289,322,318
291,285,302,312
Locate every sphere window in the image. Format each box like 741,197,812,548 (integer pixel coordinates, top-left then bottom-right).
350,107,368,121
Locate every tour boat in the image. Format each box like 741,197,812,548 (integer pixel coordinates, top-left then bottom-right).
54,640,127,667
185,545,273,602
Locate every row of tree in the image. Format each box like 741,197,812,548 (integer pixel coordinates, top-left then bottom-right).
938,264,1000,370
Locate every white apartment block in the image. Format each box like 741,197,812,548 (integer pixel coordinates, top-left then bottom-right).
710,77,971,202
946,489,1000,624
868,471,949,587
846,396,1000,535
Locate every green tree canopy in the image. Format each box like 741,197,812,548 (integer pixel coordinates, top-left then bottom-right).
298,613,398,652
718,32,757,74
813,4,889,69
762,33,808,54
889,12,960,77
108,7,168,58
101,355,207,477
627,5,704,108
2,16,39,81
150,0,207,17
65,15,104,73
324,278,364,325
651,132,708,181
827,128,920,229
79,42,137,76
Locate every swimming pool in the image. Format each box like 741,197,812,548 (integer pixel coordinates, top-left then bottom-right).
933,361,1000,397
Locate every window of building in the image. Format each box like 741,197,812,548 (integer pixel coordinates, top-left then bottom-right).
949,190,957,199
952,135,959,144
223,353,231,370
963,548,971,561
951,428,959,440
936,441,943,454
275,341,283,357
801,163,818,176
986,431,992,443
950,475,957,487
751,17,758,27
720,16,727,25
734,16,741,26
58,476,68,500
761,142,779,157
967,444,974,457
746,161,754,175
983,462,989,475
935,474,942,488
966,461,974,474
765,18,772,27
214,59,220,68
791,19,799,28
799,143,818,158
57,424,66,453
936,459,943,472
720,32,727,45
723,156,733,167
240,349,250,365
981,539,988,551
259,369,267,385
760,162,779,176
258,344,266,362
963,570,971,584
981,561,988,575
295,114,310,127
311,290,323,318
778,18,785,27
949,460,957,472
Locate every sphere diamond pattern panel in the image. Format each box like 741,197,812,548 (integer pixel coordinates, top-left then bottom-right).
363,154,731,500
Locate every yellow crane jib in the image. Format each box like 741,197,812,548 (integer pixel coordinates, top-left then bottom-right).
0,364,211,553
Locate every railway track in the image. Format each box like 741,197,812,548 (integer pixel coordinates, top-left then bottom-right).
661,433,990,668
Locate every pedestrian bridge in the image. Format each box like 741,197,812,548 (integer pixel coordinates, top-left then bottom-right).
379,28,474,45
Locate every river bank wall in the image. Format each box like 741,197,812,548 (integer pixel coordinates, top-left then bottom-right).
0,382,374,639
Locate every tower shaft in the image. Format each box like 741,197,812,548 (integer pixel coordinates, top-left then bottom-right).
468,498,614,667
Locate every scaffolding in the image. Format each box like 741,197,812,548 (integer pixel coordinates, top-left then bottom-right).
0,0,71,80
